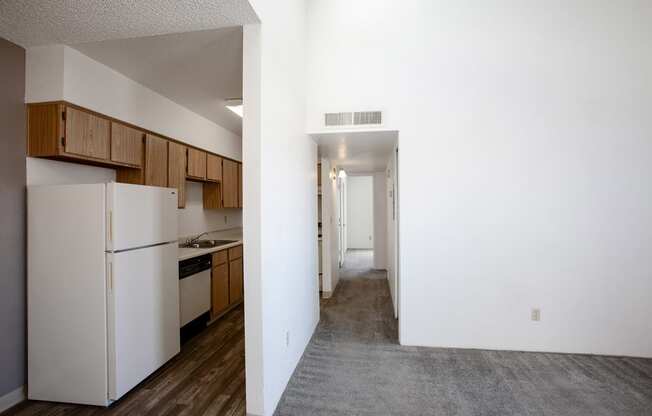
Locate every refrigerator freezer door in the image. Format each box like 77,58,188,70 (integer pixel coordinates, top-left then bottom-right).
27,184,109,406
107,242,180,400
106,183,178,252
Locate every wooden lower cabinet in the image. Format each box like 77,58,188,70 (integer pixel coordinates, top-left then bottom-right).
211,260,230,316
211,245,244,319
229,256,243,304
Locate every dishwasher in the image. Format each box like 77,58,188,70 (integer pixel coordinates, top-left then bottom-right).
179,254,212,343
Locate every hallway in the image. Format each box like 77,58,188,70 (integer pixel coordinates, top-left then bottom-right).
275,265,652,416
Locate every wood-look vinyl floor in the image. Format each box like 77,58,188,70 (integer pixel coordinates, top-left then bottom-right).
4,306,245,416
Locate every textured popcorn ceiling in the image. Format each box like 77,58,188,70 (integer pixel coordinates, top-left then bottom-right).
0,0,258,47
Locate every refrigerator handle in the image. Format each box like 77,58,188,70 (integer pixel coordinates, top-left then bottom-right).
108,210,113,243
108,261,113,291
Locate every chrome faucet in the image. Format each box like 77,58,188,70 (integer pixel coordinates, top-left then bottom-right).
186,232,209,246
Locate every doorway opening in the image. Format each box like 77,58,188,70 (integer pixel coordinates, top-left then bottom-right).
313,130,399,321
341,174,374,269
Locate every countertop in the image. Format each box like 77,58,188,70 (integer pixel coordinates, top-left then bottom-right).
178,228,243,261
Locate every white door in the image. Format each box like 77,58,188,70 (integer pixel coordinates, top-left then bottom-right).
106,242,180,400
107,183,178,251
338,176,347,267
346,175,374,249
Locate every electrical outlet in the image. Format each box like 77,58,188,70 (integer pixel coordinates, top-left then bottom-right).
224,215,228,224
286,331,290,347
531,308,541,322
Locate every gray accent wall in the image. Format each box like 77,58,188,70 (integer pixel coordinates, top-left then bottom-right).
0,37,26,397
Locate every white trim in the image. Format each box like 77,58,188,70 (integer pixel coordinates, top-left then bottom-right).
0,385,25,413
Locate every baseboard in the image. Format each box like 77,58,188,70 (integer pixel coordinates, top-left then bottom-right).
0,385,25,413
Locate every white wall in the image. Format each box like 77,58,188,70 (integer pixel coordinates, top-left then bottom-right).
307,0,652,358
177,182,242,238
373,171,387,269
243,1,320,415
346,175,374,249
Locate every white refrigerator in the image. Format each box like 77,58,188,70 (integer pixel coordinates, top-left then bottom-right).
28,182,180,406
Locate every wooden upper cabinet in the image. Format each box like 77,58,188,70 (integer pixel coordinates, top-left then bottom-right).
144,134,168,187
111,122,143,167
64,107,110,160
27,103,64,157
237,163,243,208
187,148,207,180
168,141,187,208
206,154,222,182
222,159,239,208
27,102,240,205
64,107,111,160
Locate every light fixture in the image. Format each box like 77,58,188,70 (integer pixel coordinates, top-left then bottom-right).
225,98,243,117
329,168,336,180
338,169,346,178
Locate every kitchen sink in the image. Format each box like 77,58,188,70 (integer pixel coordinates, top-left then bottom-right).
179,239,237,249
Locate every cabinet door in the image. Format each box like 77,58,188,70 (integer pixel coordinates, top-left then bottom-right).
144,135,168,187
27,103,64,157
212,262,230,316
168,141,186,208
237,163,243,208
222,159,238,208
187,148,206,180
64,107,110,160
229,256,243,305
111,122,143,167
206,154,222,182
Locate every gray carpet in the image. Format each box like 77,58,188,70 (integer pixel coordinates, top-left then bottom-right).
274,254,652,416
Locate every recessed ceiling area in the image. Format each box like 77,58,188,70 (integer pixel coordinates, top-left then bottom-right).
315,131,398,173
73,28,244,135
0,0,258,47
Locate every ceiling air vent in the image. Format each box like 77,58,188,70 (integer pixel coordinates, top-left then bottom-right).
325,112,353,127
354,111,382,125
324,111,383,127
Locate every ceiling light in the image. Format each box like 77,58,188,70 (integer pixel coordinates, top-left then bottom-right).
225,98,243,117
